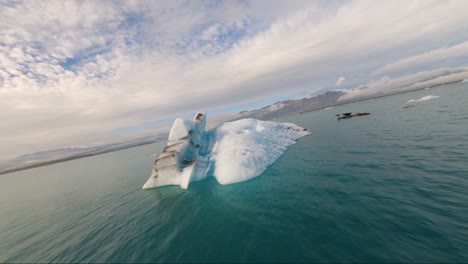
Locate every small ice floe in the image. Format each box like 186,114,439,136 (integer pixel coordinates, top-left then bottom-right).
407,95,439,103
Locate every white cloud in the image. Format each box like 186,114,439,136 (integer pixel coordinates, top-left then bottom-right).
374,40,468,75
339,67,468,101
2,0,468,159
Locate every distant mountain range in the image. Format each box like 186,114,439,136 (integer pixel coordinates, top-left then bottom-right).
236,91,347,120
0,135,166,175
235,76,466,121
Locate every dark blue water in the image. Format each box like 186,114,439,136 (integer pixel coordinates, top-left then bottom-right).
1,83,468,263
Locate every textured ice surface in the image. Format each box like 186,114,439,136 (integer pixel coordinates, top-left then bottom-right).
407,95,439,103
168,118,195,141
143,116,310,189
211,119,310,185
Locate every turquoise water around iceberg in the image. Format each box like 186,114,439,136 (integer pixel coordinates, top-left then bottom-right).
1,83,468,262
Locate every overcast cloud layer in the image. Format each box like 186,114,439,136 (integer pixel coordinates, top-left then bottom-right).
1,0,468,159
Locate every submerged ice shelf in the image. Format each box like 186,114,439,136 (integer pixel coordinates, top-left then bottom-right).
142,113,311,190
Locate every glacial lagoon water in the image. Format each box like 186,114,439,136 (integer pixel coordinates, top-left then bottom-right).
1,83,468,262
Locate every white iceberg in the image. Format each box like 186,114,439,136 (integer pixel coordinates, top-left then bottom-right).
407,95,439,103
143,113,310,190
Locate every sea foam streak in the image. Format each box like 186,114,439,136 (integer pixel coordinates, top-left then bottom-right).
407,95,439,103
143,114,310,189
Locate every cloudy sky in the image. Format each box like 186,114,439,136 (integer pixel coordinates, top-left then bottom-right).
1,0,468,160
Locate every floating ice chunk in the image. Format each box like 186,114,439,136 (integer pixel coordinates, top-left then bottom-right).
211,119,310,185
407,95,439,103
143,114,205,190
143,114,310,190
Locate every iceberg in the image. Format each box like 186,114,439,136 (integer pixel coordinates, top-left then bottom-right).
143,113,311,190
407,95,440,103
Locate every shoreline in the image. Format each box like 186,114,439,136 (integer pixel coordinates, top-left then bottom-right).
0,141,160,176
